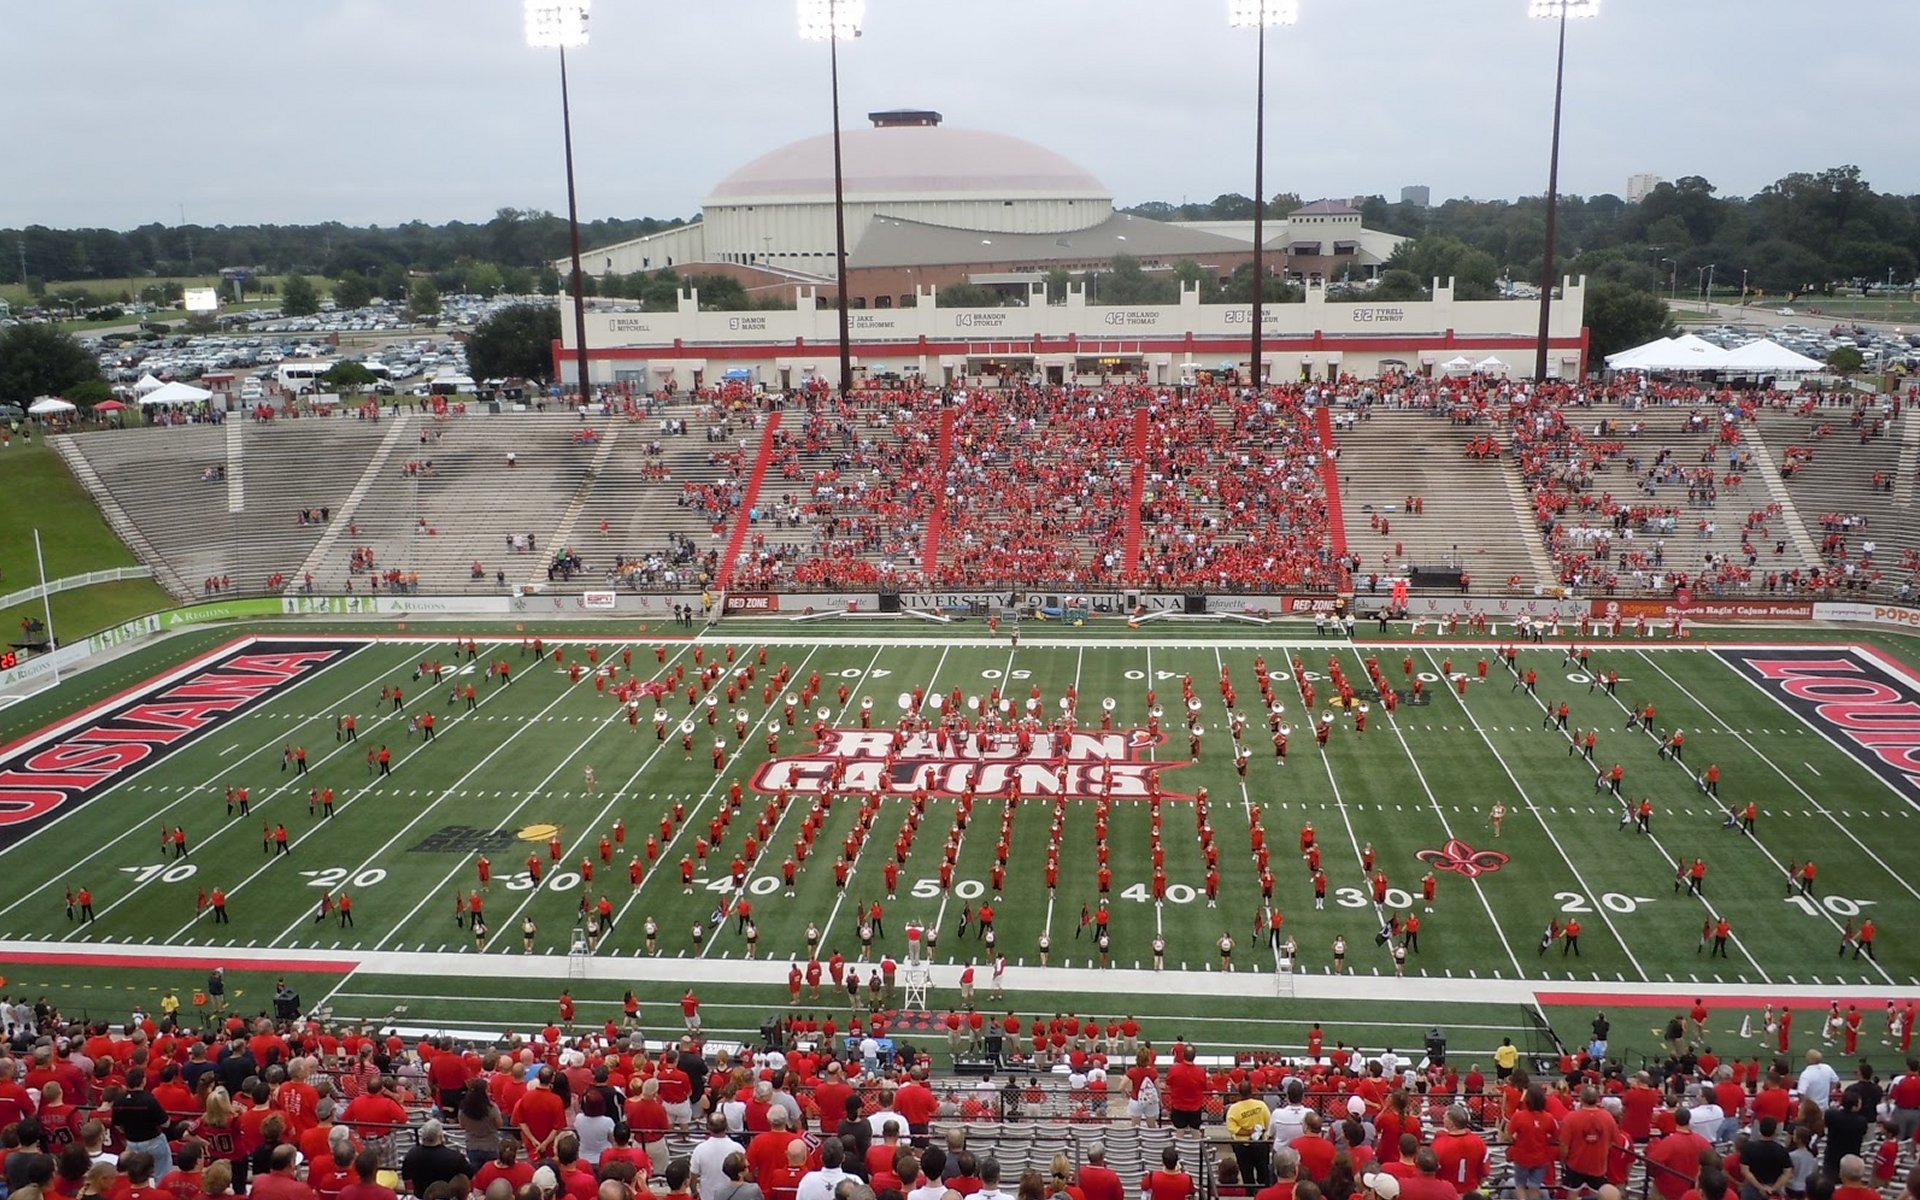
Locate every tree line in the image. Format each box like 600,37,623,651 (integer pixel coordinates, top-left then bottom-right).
1124,164,1919,300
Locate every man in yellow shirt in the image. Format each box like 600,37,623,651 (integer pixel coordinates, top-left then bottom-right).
1494,1038,1520,1081
159,989,181,1028
1226,1079,1274,1186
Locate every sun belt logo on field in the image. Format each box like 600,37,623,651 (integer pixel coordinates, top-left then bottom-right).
751,728,1191,800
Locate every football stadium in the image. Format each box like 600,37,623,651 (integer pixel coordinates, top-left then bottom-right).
4,4,1920,1200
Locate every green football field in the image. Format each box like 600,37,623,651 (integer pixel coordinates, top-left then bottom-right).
2,619,1916,1067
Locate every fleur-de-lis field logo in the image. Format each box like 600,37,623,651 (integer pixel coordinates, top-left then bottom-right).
1417,838,1511,879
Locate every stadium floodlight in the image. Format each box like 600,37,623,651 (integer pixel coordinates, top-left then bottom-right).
525,0,593,398
798,0,866,396
1227,0,1300,390
798,0,865,40
1227,0,1298,27
1526,0,1598,382
1527,0,1599,18
525,0,590,48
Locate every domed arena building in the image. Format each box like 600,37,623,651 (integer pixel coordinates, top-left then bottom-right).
577,109,1281,308
558,110,1587,389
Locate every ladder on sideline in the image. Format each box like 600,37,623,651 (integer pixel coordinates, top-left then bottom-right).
569,928,590,981
1274,955,1296,998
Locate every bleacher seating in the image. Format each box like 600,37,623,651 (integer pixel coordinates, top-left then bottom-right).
1751,399,1913,596
50,382,1920,605
54,415,386,596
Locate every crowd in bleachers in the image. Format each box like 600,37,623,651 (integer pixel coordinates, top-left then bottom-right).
3,995,1919,1200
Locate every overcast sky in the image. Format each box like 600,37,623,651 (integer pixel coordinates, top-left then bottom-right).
7,0,1917,230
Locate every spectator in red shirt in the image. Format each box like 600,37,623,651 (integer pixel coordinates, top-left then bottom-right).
1254,1150,1299,1200
1559,1087,1620,1193
472,1143,533,1197
1078,1145,1126,1200
1398,1149,1461,1200
1646,1108,1713,1200
249,1145,317,1200
1164,1052,1209,1132
510,1069,569,1159
1430,1106,1488,1196
1506,1086,1560,1200
1620,1073,1661,1143
1290,1112,1337,1184
336,1149,399,1200
1142,1146,1194,1200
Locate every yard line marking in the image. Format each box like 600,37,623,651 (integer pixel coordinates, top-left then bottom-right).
744,645,898,958
0,639,410,917
488,640,788,960
258,652,636,951
93,643,523,929
1507,650,1781,983
606,646,840,942
1436,651,1652,982
1331,649,1524,980
221,744,241,756
1042,646,1087,946
1633,651,1913,976
928,642,1017,958
11,641,452,927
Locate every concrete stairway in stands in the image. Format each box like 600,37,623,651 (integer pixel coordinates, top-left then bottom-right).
51,436,195,599
1334,411,1544,589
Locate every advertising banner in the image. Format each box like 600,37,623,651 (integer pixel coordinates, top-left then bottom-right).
1590,598,1813,621
1813,601,1920,628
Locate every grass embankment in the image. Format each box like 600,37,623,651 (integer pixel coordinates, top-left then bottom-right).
0,441,177,638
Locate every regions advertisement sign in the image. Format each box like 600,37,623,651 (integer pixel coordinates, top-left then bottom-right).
0,639,361,848
1591,598,1814,622
1814,602,1920,629
751,728,1190,801
1716,646,1920,804
166,597,285,627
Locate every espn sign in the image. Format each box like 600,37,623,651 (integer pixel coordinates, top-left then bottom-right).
1718,647,1920,802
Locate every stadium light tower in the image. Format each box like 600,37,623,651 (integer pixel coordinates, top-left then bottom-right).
1528,0,1599,384
799,0,866,399
1227,0,1298,392
526,0,594,401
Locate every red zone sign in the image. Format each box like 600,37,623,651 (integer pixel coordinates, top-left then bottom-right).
1717,646,1920,804
751,728,1192,800
0,640,360,849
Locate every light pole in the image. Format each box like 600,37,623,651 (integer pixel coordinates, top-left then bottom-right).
525,1,594,402
1228,0,1298,392
799,0,867,399
1528,0,1599,383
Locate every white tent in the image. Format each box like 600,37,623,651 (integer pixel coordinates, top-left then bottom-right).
1474,356,1509,374
1721,338,1824,373
1663,333,1731,369
1604,334,1729,372
132,373,166,395
1440,355,1475,376
28,396,76,415
139,381,214,406
1605,337,1674,370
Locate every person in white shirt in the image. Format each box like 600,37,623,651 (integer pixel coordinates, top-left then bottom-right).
972,1157,1014,1200
794,1138,853,1200
689,1113,740,1200
1270,1078,1311,1147
865,1083,905,1138
1798,1049,1840,1109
